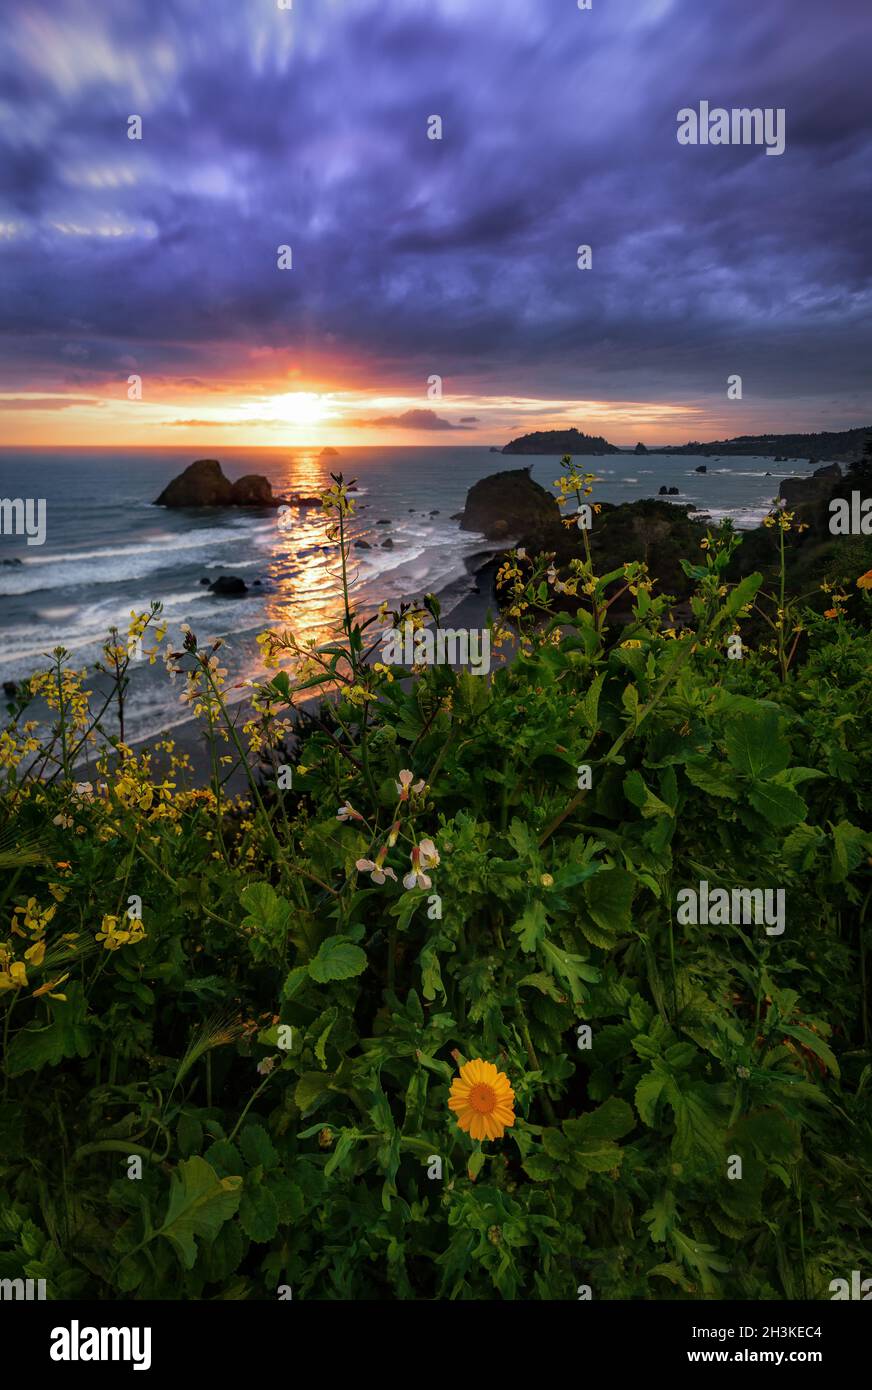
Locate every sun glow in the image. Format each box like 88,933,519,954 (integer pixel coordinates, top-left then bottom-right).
267,391,331,428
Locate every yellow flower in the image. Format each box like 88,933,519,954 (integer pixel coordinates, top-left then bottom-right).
24,939,46,966
540,873,554,887
856,569,872,590
0,960,28,992
448,1059,516,1142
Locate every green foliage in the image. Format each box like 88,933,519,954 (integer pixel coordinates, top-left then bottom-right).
1,497,871,1300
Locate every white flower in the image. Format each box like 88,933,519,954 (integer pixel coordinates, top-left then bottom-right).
418,837,440,869
516,547,526,559
337,801,361,822
257,1056,279,1076
396,769,426,801
73,782,94,799
356,856,397,886
403,838,440,891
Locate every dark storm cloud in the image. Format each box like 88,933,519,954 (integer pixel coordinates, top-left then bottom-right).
0,0,870,419
354,409,473,431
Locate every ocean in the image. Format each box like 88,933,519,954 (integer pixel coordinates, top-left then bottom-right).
0,446,818,745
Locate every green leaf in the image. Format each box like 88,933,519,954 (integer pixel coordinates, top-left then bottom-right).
725,571,762,617
177,1113,203,1159
203,1140,243,1177
511,901,548,952
240,882,292,934
156,1157,242,1270
831,820,872,882
506,818,537,859
635,1070,668,1126
584,867,635,936
281,965,309,1001
239,1179,279,1243
643,1189,676,1243
684,762,739,800
624,770,674,819
467,1149,486,1181
563,1097,635,1144
579,673,605,733
308,937,368,983
5,984,92,1076
295,1071,334,1115
539,939,600,1003
747,780,807,827
781,1025,840,1079
724,713,789,780
240,1123,278,1170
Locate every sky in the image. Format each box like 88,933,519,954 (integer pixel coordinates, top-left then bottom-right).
0,0,870,449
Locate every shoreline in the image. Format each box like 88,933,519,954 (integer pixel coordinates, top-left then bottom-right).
76,557,504,793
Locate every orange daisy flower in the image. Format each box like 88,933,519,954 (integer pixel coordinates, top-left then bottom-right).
448,1058,515,1142
856,569,872,590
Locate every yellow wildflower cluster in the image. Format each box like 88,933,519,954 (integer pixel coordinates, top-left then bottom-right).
0,720,41,772
1,896,77,999
95,912,146,952
29,664,92,732
761,506,809,534
554,465,596,504
319,477,356,519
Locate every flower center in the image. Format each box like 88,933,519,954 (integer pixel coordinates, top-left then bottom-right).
468,1083,497,1114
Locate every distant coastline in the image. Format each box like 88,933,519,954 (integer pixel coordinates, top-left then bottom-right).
500,424,871,461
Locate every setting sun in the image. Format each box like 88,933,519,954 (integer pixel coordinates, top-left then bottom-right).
267,391,331,429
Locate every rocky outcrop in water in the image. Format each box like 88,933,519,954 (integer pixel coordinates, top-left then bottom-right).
459,467,562,545
154,459,285,508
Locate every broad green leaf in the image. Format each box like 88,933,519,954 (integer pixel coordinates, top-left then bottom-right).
240,882,292,934
624,769,674,819
684,762,739,800
157,1157,242,1270
747,779,806,827
724,713,789,780
5,985,92,1076
563,1097,635,1144
308,937,368,983
831,820,871,882
725,571,762,617
584,867,635,936
239,1179,279,1243
781,1025,840,1079
240,1123,278,1170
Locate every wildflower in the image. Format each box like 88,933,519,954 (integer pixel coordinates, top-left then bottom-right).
403,838,440,891
0,960,28,992
95,913,146,951
356,848,397,885
857,569,872,590
448,1059,516,1142
24,940,46,967
257,1056,279,1076
336,801,362,822
31,972,70,1001
823,609,839,620
395,769,425,801
540,873,554,888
